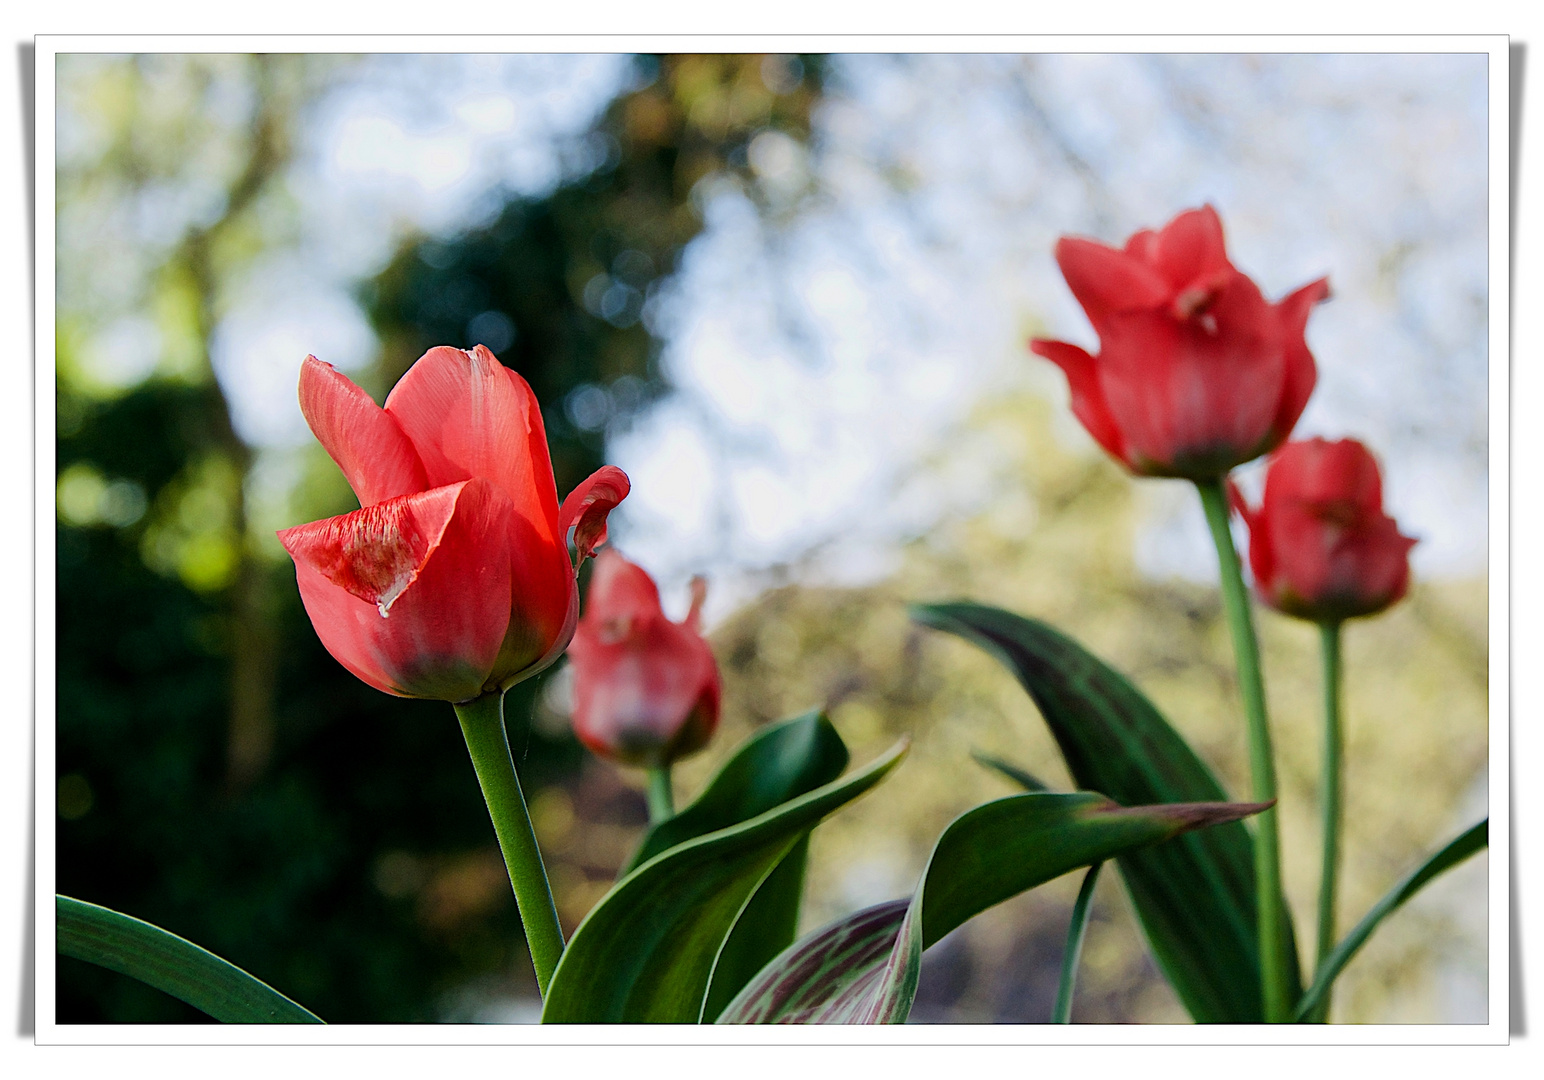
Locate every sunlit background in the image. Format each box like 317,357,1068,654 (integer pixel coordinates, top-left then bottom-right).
54,51,1489,1024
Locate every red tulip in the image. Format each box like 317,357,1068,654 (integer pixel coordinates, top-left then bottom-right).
277,345,630,702
1030,205,1330,479
1231,438,1417,622
566,550,721,767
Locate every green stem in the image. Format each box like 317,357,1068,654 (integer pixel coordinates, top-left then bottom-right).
1053,861,1102,1024
1309,619,1344,1024
454,692,565,997
1195,477,1291,1023
646,765,675,824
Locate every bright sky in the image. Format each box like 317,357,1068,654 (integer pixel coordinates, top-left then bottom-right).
179,51,1488,620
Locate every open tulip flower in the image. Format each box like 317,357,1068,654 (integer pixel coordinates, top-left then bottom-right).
277,345,630,703
1031,205,1330,480
1232,437,1417,623
568,549,721,771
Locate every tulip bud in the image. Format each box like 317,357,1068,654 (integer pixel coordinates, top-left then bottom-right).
278,345,629,702
1231,438,1418,622
1030,205,1330,480
566,550,721,767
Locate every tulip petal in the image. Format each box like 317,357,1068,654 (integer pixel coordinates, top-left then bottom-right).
1153,205,1231,291
278,479,515,701
559,465,632,566
1053,237,1171,326
686,575,708,635
570,614,721,767
1264,437,1382,510
1267,278,1331,448
586,547,666,628
1028,338,1129,465
1123,228,1160,263
384,345,562,545
567,549,722,766
493,508,580,690
1100,272,1286,476
1231,479,1275,595
1226,478,1257,528
1253,440,1418,620
298,356,428,507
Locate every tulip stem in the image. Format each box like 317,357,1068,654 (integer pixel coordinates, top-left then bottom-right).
1309,619,1345,1024
1053,861,1102,1024
646,766,675,823
1195,477,1293,1023
454,691,565,999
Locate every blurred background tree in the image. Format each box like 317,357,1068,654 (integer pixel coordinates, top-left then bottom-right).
55,52,826,1022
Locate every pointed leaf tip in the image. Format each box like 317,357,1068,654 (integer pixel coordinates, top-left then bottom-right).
907,601,1303,1022
559,465,630,567
720,789,1268,1024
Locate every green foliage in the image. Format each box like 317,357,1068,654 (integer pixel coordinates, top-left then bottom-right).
1053,862,1102,1023
57,896,323,1024
619,710,850,1018
702,836,810,1022
625,709,849,872
971,750,1050,792
910,601,1305,1022
718,792,1267,1023
540,740,907,1023
1294,820,1488,1022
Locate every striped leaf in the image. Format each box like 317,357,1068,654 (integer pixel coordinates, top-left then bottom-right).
718,792,1268,1023
56,895,323,1024
540,740,907,1023
910,602,1304,1022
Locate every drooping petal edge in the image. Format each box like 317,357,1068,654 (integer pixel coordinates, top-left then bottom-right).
1029,338,1130,467
559,465,632,568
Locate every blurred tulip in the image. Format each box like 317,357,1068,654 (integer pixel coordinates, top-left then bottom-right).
1231,438,1417,622
567,550,721,767
1031,205,1330,479
278,345,629,702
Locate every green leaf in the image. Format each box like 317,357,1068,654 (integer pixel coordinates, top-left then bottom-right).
1053,861,1102,1023
971,750,1050,792
702,835,810,1022
624,709,849,874
1294,819,1488,1022
56,895,324,1024
910,601,1303,1023
718,792,1269,1023
540,739,908,1023
619,711,849,1017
